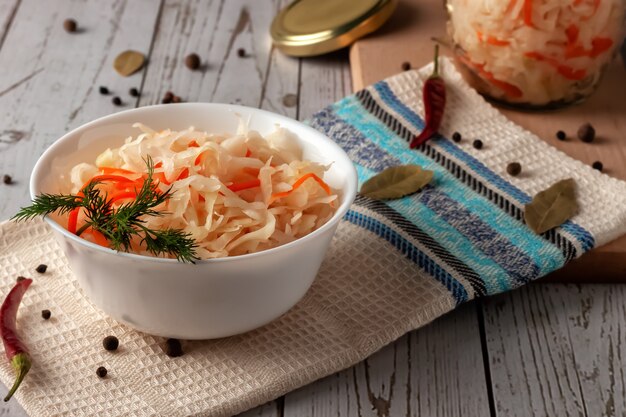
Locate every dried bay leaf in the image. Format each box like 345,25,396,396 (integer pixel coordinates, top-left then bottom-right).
114,50,145,77
360,165,434,200
524,178,578,234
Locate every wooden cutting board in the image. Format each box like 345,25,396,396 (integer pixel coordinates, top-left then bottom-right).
348,0,626,282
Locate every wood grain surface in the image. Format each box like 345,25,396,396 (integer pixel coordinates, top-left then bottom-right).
483,284,626,417
0,1,624,416
349,0,626,282
284,303,490,417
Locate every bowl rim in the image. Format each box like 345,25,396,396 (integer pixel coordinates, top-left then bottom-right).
30,103,358,264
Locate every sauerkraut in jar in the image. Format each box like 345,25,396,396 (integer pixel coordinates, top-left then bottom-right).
447,0,625,108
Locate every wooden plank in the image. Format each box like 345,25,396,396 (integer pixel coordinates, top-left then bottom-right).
238,400,281,417
348,0,626,282
0,0,20,50
283,303,491,417
0,0,162,220
297,50,352,121
483,284,626,417
137,0,288,107
260,46,299,119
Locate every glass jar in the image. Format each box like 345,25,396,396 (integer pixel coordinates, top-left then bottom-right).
446,0,625,109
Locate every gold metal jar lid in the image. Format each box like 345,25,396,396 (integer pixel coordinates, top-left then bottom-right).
271,0,397,57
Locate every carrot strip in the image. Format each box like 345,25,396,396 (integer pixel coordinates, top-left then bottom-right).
83,175,137,189
486,36,510,46
154,161,163,169
525,51,587,80
245,148,252,157
75,174,137,200
153,172,171,185
188,140,199,148
83,228,109,247
68,208,79,234
590,37,614,57
556,66,587,80
227,178,261,192
113,180,143,191
504,0,517,14
565,37,614,59
269,173,331,204
99,167,137,176
565,24,579,44
109,191,137,203
522,0,533,26
177,168,189,181
70,173,140,234
488,77,523,97
459,55,523,98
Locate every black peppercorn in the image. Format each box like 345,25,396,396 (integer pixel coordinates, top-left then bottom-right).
35,264,47,274
592,161,603,171
577,123,595,143
556,130,566,141
282,93,297,108
3,174,12,185
63,19,77,33
452,132,462,143
102,336,119,351
164,338,183,357
237,48,246,58
172,95,182,103
401,62,411,71
185,53,201,70
16,276,26,282
129,87,140,97
506,162,522,176
472,139,483,149
99,86,109,95
96,366,107,378
41,309,51,320
112,96,122,106
162,91,174,104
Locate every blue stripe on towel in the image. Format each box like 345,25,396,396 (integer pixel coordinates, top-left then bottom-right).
334,95,565,280
372,81,595,251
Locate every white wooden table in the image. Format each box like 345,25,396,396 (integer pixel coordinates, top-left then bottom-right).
0,1,624,416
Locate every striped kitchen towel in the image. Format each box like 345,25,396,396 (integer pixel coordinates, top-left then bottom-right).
310,57,626,301
2,58,626,417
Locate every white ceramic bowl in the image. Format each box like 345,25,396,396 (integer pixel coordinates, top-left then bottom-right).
30,103,357,339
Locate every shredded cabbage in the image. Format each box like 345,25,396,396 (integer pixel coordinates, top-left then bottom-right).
448,0,624,105
66,123,338,259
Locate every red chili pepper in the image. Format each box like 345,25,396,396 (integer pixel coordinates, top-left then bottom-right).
1,278,32,402
410,45,446,149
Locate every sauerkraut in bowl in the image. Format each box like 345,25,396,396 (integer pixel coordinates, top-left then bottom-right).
61,122,338,260
447,0,625,107
29,104,357,338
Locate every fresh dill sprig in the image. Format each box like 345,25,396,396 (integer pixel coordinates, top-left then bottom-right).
11,193,83,221
13,157,198,263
